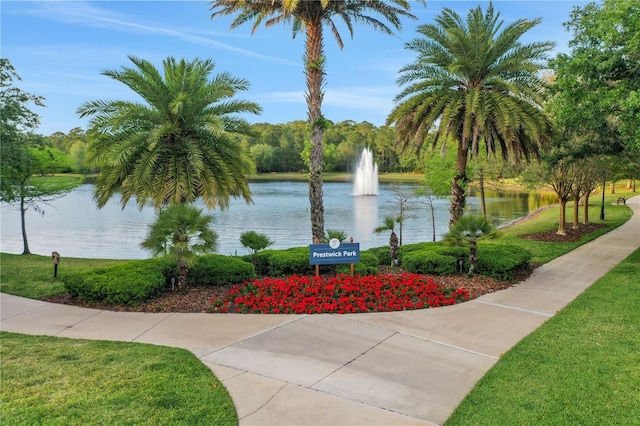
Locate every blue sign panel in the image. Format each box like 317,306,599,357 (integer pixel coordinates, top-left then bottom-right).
309,242,360,265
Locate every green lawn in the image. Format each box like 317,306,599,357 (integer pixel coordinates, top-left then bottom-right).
487,197,633,264
0,253,128,299
0,333,238,425
445,247,640,425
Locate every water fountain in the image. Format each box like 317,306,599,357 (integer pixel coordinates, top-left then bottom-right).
353,147,379,196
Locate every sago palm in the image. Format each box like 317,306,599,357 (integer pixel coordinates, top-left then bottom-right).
210,0,424,242
387,3,553,226
77,56,261,210
141,203,218,291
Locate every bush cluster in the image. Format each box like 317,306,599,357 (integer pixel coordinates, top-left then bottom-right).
63,258,170,306
180,255,255,286
474,244,532,281
400,242,531,281
250,247,314,276
64,241,530,307
64,255,255,305
401,243,468,275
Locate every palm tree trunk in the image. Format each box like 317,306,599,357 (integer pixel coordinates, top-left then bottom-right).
177,260,188,292
479,172,487,219
450,144,469,226
305,22,325,242
468,245,477,277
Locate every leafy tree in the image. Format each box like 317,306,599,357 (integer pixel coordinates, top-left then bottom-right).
77,56,261,210
550,0,639,159
141,204,218,291
211,0,425,243
0,58,79,254
387,3,553,226
250,143,276,173
373,215,400,266
443,214,498,276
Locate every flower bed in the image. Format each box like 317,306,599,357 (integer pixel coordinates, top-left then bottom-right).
208,273,469,314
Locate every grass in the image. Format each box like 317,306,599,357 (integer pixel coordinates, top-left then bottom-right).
487,190,634,264
0,253,128,299
0,332,238,425
445,247,640,425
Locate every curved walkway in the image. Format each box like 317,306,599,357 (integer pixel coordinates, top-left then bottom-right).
2,195,639,425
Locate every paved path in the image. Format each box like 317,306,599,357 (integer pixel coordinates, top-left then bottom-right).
2,195,639,425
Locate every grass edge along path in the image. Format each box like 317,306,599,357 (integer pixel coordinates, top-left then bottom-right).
445,247,640,425
0,332,238,425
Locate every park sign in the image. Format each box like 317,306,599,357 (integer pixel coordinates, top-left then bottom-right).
309,239,360,266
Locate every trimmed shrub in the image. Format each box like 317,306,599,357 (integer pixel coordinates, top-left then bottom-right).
253,247,314,277
401,243,468,275
336,251,380,275
403,251,459,275
475,244,532,281
366,246,392,267
63,258,168,306
187,255,255,286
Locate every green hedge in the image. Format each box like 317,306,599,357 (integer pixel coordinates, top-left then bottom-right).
336,251,380,275
63,258,169,306
366,246,392,266
184,255,255,286
252,247,314,277
400,242,530,280
475,244,532,281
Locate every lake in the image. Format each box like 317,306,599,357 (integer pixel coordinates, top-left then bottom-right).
0,181,556,259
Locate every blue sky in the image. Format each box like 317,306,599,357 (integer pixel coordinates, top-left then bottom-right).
2,0,591,136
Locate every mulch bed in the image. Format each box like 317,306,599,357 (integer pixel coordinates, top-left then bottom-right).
519,223,607,243
43,273,521,314
43,222,605,314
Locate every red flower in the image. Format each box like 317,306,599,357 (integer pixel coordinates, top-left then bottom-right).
207,273,470,314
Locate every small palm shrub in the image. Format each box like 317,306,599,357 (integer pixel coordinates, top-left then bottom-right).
63,258,170,306
443,214,498,276
240,231,274,257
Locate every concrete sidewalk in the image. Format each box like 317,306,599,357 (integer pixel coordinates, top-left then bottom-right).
2,195,639,425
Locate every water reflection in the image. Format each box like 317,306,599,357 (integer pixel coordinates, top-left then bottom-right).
353,196,378,247
1,182,555,259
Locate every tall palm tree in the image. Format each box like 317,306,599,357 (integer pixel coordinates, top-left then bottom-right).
77,56,262,210
387,3,554,226
141,203,218,291
210,0,424,242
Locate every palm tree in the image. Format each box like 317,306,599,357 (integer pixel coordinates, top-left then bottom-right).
141,203,218,291
77,56,261,210
210,0,424,242
443,214,497,277
373,215,400,266
387,3,554,226
240,230,274,264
